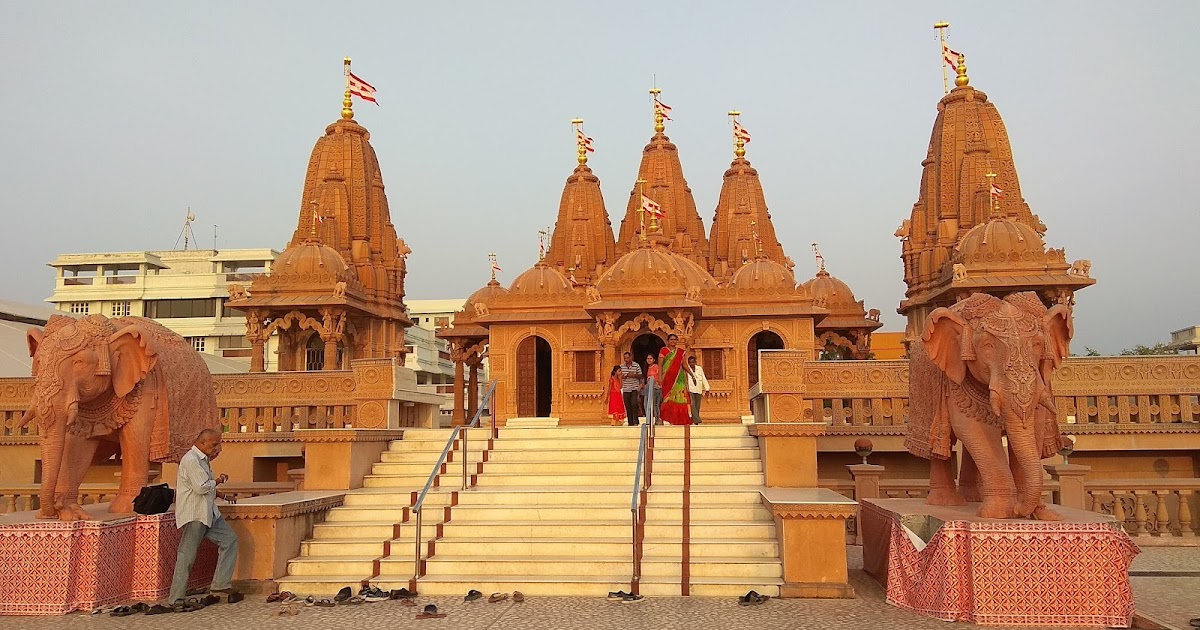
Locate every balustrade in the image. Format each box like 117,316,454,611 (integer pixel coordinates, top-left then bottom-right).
1086,480,1200,538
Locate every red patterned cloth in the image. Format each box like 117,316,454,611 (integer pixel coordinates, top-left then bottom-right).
862,500,1139,628
0,512,216,616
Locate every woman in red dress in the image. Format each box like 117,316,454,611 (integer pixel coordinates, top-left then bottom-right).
603,365,626,425
658,334,695,426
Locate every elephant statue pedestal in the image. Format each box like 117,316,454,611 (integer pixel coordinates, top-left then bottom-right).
860,498,1139,627
0,503,217,616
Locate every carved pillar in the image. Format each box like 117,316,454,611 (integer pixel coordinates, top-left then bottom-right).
467,358,480,421
450,342,466,426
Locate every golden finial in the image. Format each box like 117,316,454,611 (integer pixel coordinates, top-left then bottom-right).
812,242,826,274
650,87,665,133
636,178,649,242
934,22,951,94
341,57,354,120
572,118,588,165
729,110,746,159
985,171,1001,217
954,53,969,88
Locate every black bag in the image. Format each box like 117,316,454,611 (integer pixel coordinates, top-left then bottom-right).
132,483,175,515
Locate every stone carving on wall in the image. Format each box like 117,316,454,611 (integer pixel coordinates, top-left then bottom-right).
905,292,1072,520
227,284,247,301
19,315,219,519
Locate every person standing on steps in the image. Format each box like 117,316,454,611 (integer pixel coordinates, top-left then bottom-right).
619,352,643,426
604,365,627,426
169,428,241,606
687,354,711,425
644,353,662,425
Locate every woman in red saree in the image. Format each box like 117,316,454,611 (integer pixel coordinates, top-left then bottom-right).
658,334,695,426
603,365,626,425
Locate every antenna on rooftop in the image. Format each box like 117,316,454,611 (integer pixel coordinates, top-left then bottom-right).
173,207,197,250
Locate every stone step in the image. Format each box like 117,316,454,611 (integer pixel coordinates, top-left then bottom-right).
412,574,628,597
425,537,778,559
312,518,439,537
286,555,377,576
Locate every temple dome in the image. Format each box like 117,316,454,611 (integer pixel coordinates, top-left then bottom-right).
595,244,716,297
955,216,1047,264
509,263,574,298
801,270,863,314
729,258,796,291
273,239,352,283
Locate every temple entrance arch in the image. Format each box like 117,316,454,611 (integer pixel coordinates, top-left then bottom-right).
747,330,785,389
630,333,666,376
516,335,552,417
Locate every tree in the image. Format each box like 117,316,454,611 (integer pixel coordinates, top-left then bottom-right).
1119,343,1178,356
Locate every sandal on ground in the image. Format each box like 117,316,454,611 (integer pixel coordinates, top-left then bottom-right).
464,589,483,602
416,604,447,619
145,604,172,615
513,591,525,603
488,592,509,603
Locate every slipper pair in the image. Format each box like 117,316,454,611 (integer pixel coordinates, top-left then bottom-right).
737,590,770,606
417,603,447,619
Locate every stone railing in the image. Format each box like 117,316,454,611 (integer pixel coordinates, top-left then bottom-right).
755,353,1200,433
1,358,441,438
1085,479,1199,539
0,481,295,514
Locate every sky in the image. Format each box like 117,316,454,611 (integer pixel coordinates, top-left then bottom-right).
1,2,1197,354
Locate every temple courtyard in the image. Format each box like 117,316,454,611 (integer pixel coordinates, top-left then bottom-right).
2,547,1193,630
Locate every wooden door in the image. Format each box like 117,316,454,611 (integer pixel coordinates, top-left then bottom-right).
516,336,537,417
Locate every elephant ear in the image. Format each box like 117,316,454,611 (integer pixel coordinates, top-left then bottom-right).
922,308,968,384
109,325,159,398
1043,304,1073,369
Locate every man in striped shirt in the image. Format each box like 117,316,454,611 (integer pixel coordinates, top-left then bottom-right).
619,352,643,426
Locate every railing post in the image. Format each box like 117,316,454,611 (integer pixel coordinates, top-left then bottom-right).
1042,463,1091,511
847,464,884,545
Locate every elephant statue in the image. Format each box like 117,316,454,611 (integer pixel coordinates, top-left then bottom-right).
905,292,1073,520
19,314,219,520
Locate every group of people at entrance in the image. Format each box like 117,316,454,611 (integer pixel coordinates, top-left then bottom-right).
603,333,710,426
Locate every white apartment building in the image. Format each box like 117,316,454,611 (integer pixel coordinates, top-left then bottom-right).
43,251,472,394
46,249,278,368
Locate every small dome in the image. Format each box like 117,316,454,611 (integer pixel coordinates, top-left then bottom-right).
955,217,1047,264
729,258,796,291
801,270,863,314
273,239,351,282
595,245,716,297
509,263,574,298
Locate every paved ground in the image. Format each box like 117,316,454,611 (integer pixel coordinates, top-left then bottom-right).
1,546,1193,629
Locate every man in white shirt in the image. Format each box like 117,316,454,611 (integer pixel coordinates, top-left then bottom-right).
687,355,711,425
169,429,240,606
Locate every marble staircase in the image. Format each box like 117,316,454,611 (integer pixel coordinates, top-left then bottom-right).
277,424,781,598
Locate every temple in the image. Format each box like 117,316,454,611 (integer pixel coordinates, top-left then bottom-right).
228,70,412,372
440,100,880,424
896,58,1095,345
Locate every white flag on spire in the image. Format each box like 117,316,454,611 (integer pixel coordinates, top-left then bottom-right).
348,72,379,105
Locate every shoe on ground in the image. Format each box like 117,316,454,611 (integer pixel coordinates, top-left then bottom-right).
334,586,353,602
620,594,645,603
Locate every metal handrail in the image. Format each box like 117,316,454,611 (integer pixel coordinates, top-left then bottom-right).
461,381,498,490
629,420,651,594
410,380,497,586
